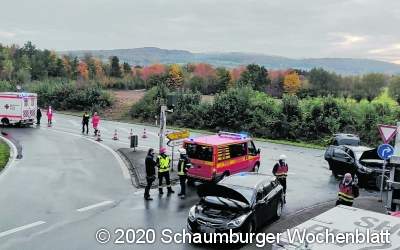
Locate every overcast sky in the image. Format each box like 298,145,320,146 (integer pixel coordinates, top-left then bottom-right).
1,0,399,63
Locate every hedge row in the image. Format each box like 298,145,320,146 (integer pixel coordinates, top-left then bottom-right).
130,86,400,146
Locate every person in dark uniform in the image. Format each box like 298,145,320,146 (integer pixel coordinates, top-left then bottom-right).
36,108,42,125
177,148,191,199
156,147,174,195
144,148,156,201
336,173,359,207
81,111,90,134
272,154,288,203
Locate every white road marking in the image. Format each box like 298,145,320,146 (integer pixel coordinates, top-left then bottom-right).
0,221,46,238
76,200,114,212
0,135,19,178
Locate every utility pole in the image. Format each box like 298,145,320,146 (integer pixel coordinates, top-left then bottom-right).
159,105,167,150
388,121,400,211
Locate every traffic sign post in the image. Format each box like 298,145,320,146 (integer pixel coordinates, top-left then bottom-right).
377,144,395,202
377,144,394,160
166,131,189,172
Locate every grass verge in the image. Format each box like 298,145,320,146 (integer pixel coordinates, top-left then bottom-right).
0,140,10,171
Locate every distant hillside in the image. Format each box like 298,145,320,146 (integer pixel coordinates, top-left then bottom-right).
60,47,400,75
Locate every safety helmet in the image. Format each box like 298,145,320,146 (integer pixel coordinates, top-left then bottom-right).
279,154,287,161
344,173,352,182
178,148,186,155
160,147,167,154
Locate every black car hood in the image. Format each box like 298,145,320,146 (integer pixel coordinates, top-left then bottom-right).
359,147,380,161
197,184,250,205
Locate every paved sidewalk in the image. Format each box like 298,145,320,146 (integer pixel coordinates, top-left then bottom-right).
118,148,180,187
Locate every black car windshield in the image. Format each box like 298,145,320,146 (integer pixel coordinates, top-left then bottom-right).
185,143,213,161
338,139,360,146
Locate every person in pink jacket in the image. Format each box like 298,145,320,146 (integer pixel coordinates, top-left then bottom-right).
46,106,53,126
91,112,100,136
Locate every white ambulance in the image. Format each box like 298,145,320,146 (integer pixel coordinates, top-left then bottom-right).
273,205,400,250
0,92,37,126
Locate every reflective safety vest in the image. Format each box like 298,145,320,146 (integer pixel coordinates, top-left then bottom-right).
275,163,288,178
338,183,354,203
177,158,191,176
158,155,170,173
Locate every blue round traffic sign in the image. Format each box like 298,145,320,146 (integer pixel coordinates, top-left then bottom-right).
377,144,394,160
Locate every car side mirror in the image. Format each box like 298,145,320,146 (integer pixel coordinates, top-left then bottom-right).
257,149,261,154
257,199,266,205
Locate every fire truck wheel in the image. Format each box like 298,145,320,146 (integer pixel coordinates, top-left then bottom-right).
1,118,9,126
252,163,260,172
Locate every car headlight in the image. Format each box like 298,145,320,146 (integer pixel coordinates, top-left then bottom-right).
227,214,248,228
188,206,196,222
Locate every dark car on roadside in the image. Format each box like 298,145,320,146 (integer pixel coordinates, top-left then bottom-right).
328,133,361,146
325,133,360,175
187,172,284,235
324,145,390,188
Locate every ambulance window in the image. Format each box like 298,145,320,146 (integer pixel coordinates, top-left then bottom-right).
228,143,246,158
24,99,28,107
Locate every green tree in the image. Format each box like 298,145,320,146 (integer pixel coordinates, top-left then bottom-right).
110,56,122,78
123,62,131,76
308,68,339,96
357,73,386,101
238,64,269,92
215,67,232,92
388,76,400,103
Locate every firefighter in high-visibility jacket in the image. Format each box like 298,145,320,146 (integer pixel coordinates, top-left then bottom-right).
336,173,359,207
156,147,174,195
177,148,191,199
272,154,288,203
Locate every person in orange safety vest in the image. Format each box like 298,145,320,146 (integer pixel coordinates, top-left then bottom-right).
336,173,359,207
272,154,288,203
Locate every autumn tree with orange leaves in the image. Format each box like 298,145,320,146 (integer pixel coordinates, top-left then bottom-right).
283,71,301,94
78,61,89,81
167,64,184,89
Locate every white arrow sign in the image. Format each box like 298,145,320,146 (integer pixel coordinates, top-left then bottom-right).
378,124,397,144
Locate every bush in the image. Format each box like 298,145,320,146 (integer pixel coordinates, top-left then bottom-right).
26,80,113,111
130,85,169,121
0,80,14,91
130,86,400,146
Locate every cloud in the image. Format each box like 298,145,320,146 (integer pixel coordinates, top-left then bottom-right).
0,0,400,62
333,33,367,47
368,43,400,54
392,60,400,65
0,30,16,38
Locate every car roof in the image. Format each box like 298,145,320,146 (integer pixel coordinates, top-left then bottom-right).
220,172,273,189
185,134,250,146
333,133,360,139
343,145,372,152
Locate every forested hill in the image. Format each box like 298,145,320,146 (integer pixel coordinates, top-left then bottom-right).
61,47,400,75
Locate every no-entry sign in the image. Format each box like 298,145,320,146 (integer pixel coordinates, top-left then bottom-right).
378,124,397,144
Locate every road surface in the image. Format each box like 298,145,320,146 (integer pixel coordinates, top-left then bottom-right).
0,113,354,249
